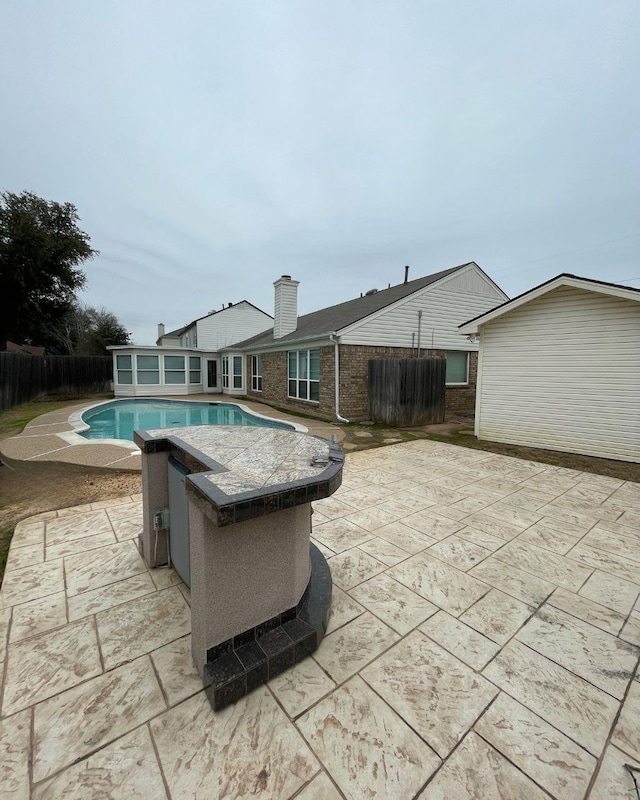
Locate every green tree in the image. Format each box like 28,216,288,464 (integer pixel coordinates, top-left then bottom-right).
0,190,98,348
54,302,131,355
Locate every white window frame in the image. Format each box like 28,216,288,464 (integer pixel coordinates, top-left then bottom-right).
288,348,320,402
136,354,160,385
251,354,263,392
189,356,201,384
232,355,243,389
445,351,469,386
116,354,132,385
222,356,229,389
164,354,186,385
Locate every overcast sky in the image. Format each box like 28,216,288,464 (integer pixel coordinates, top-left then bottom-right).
1,1,638,344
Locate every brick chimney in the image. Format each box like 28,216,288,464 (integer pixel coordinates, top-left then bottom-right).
273,275,299,339
157,323,165,339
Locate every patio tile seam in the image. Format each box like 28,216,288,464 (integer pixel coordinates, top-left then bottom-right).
0,585,61,614
44,533,118,562
295,670,444,793
27,655,184,784
145,720,174,800
91,613,106,674
583,657,640,798
490,549,596,593
471,725,565,800
458,593,539,657
547,590,628,639
31,717,166,794
476,679,606,765
9,615,70,648
24,443,73,460
496,637,635,704
0,611,14,717
310,620,414,694
573,536,640,570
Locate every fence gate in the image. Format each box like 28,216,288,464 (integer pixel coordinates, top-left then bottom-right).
368,358,445,426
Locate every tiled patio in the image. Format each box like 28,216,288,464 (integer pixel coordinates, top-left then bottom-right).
1,439,639,799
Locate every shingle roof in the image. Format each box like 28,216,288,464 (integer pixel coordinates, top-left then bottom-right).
161,323,192,339
234,262,473,349
459,272,640,333
158,301,273,343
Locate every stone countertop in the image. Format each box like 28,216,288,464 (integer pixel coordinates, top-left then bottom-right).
134,425,344,526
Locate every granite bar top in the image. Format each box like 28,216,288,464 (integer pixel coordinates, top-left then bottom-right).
134,425,344,526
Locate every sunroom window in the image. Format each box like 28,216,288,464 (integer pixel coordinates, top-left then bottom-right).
189,356,201,384
164,355,186,384
116,354,132,384
136,354,160,385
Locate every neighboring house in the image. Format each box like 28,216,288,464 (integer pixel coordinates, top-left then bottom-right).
109,301,272,396
459,274,640,463
227,262,508,421
5,341,46,355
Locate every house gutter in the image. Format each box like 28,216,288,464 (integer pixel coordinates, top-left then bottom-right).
329,333,349,424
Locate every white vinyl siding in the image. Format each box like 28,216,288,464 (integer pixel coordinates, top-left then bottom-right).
274,280,298,338
196,302,272,350
339,266,505,350
475,286,640,463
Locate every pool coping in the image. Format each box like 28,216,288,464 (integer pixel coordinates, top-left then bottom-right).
0,396,343,471
66,397,310,451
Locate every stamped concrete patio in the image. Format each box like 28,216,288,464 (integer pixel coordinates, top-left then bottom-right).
1,439,639,799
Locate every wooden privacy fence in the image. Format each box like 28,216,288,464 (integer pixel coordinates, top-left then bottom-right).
368,357,446,426
0,353,113,412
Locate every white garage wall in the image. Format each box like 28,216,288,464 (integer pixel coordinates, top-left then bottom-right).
476,286,640,462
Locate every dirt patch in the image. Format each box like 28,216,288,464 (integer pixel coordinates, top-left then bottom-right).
0,394,141,581
338,418,640,483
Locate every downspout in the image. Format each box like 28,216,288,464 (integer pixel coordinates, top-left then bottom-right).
417,310,423,357
330,333,349,423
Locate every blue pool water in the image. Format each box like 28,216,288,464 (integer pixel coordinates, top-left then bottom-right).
80,399,293,441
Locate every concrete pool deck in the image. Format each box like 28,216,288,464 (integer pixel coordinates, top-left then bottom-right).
1,439,639,799
0,396,343,470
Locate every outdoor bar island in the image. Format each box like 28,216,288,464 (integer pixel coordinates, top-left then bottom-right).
134,424,343,710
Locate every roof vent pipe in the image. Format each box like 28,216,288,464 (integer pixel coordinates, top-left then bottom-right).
404,265,410,284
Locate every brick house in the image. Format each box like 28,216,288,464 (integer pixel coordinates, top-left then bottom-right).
225,263,508,422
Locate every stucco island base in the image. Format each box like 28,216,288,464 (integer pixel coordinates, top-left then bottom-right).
134,424,342,711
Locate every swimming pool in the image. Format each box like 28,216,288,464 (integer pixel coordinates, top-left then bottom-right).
79,399,295,441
